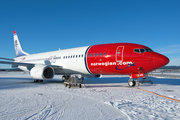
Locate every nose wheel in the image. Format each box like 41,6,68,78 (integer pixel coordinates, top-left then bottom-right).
128,79,136,87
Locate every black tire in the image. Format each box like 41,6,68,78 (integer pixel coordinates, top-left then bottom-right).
62,75,66,81
34,80,38,82
79,84,81,88
68,84,71,88
62,75,70,81
128,80,136,87
40,80,43,82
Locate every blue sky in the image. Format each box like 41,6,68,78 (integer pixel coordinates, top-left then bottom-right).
0,0,180,68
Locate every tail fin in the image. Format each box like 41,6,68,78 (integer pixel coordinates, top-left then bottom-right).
13,30,29,57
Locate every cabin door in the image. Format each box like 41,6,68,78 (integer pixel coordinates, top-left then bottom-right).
116,46,124,62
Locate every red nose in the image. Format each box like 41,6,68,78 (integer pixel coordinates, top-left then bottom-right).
153,53,169,69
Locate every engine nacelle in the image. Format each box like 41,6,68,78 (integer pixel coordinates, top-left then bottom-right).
30,65,55,80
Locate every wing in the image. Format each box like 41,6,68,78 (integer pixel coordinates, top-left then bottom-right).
0,60,63,69
0,57,14,61
0,60,34,66
0,68,22,71
0,58,24,71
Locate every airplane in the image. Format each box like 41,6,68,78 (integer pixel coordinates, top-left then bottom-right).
0,30,169,87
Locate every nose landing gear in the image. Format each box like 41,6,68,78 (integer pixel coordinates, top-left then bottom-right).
128,73,153,87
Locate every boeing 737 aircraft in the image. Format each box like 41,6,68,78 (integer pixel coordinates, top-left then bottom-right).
0,31,169,87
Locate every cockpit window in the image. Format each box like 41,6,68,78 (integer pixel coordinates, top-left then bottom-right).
134,49,140,53
134,48,153,53
140,49,145,53
145,48,153,52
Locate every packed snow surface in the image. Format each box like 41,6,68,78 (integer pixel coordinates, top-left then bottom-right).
0,72,180,120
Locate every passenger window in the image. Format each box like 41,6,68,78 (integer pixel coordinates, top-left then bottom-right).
103,52,106,56
81,54,83,57
96,53,98,56
100,53,102,56
76,55,78,58
93,53,95,56
90,53,92,57
88,54,89,57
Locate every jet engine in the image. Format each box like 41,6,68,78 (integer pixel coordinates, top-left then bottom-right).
30,65,55,80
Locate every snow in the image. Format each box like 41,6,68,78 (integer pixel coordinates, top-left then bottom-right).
152,72,180,76
0,72,180,120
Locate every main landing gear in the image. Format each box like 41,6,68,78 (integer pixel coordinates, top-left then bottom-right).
62,75,84,88
34,79,44,82
62,75,70,82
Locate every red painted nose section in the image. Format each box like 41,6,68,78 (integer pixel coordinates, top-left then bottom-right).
153,53,169,69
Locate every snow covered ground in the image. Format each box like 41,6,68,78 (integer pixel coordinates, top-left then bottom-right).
153,72,180,76
0,72,180,120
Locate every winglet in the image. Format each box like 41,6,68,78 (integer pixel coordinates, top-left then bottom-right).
13,30,16,35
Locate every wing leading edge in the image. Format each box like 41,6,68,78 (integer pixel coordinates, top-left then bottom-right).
0,60,34,66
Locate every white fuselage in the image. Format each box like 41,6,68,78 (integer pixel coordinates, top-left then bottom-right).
14,46,90,75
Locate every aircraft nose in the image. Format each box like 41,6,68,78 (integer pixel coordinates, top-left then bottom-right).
153,53,169,69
